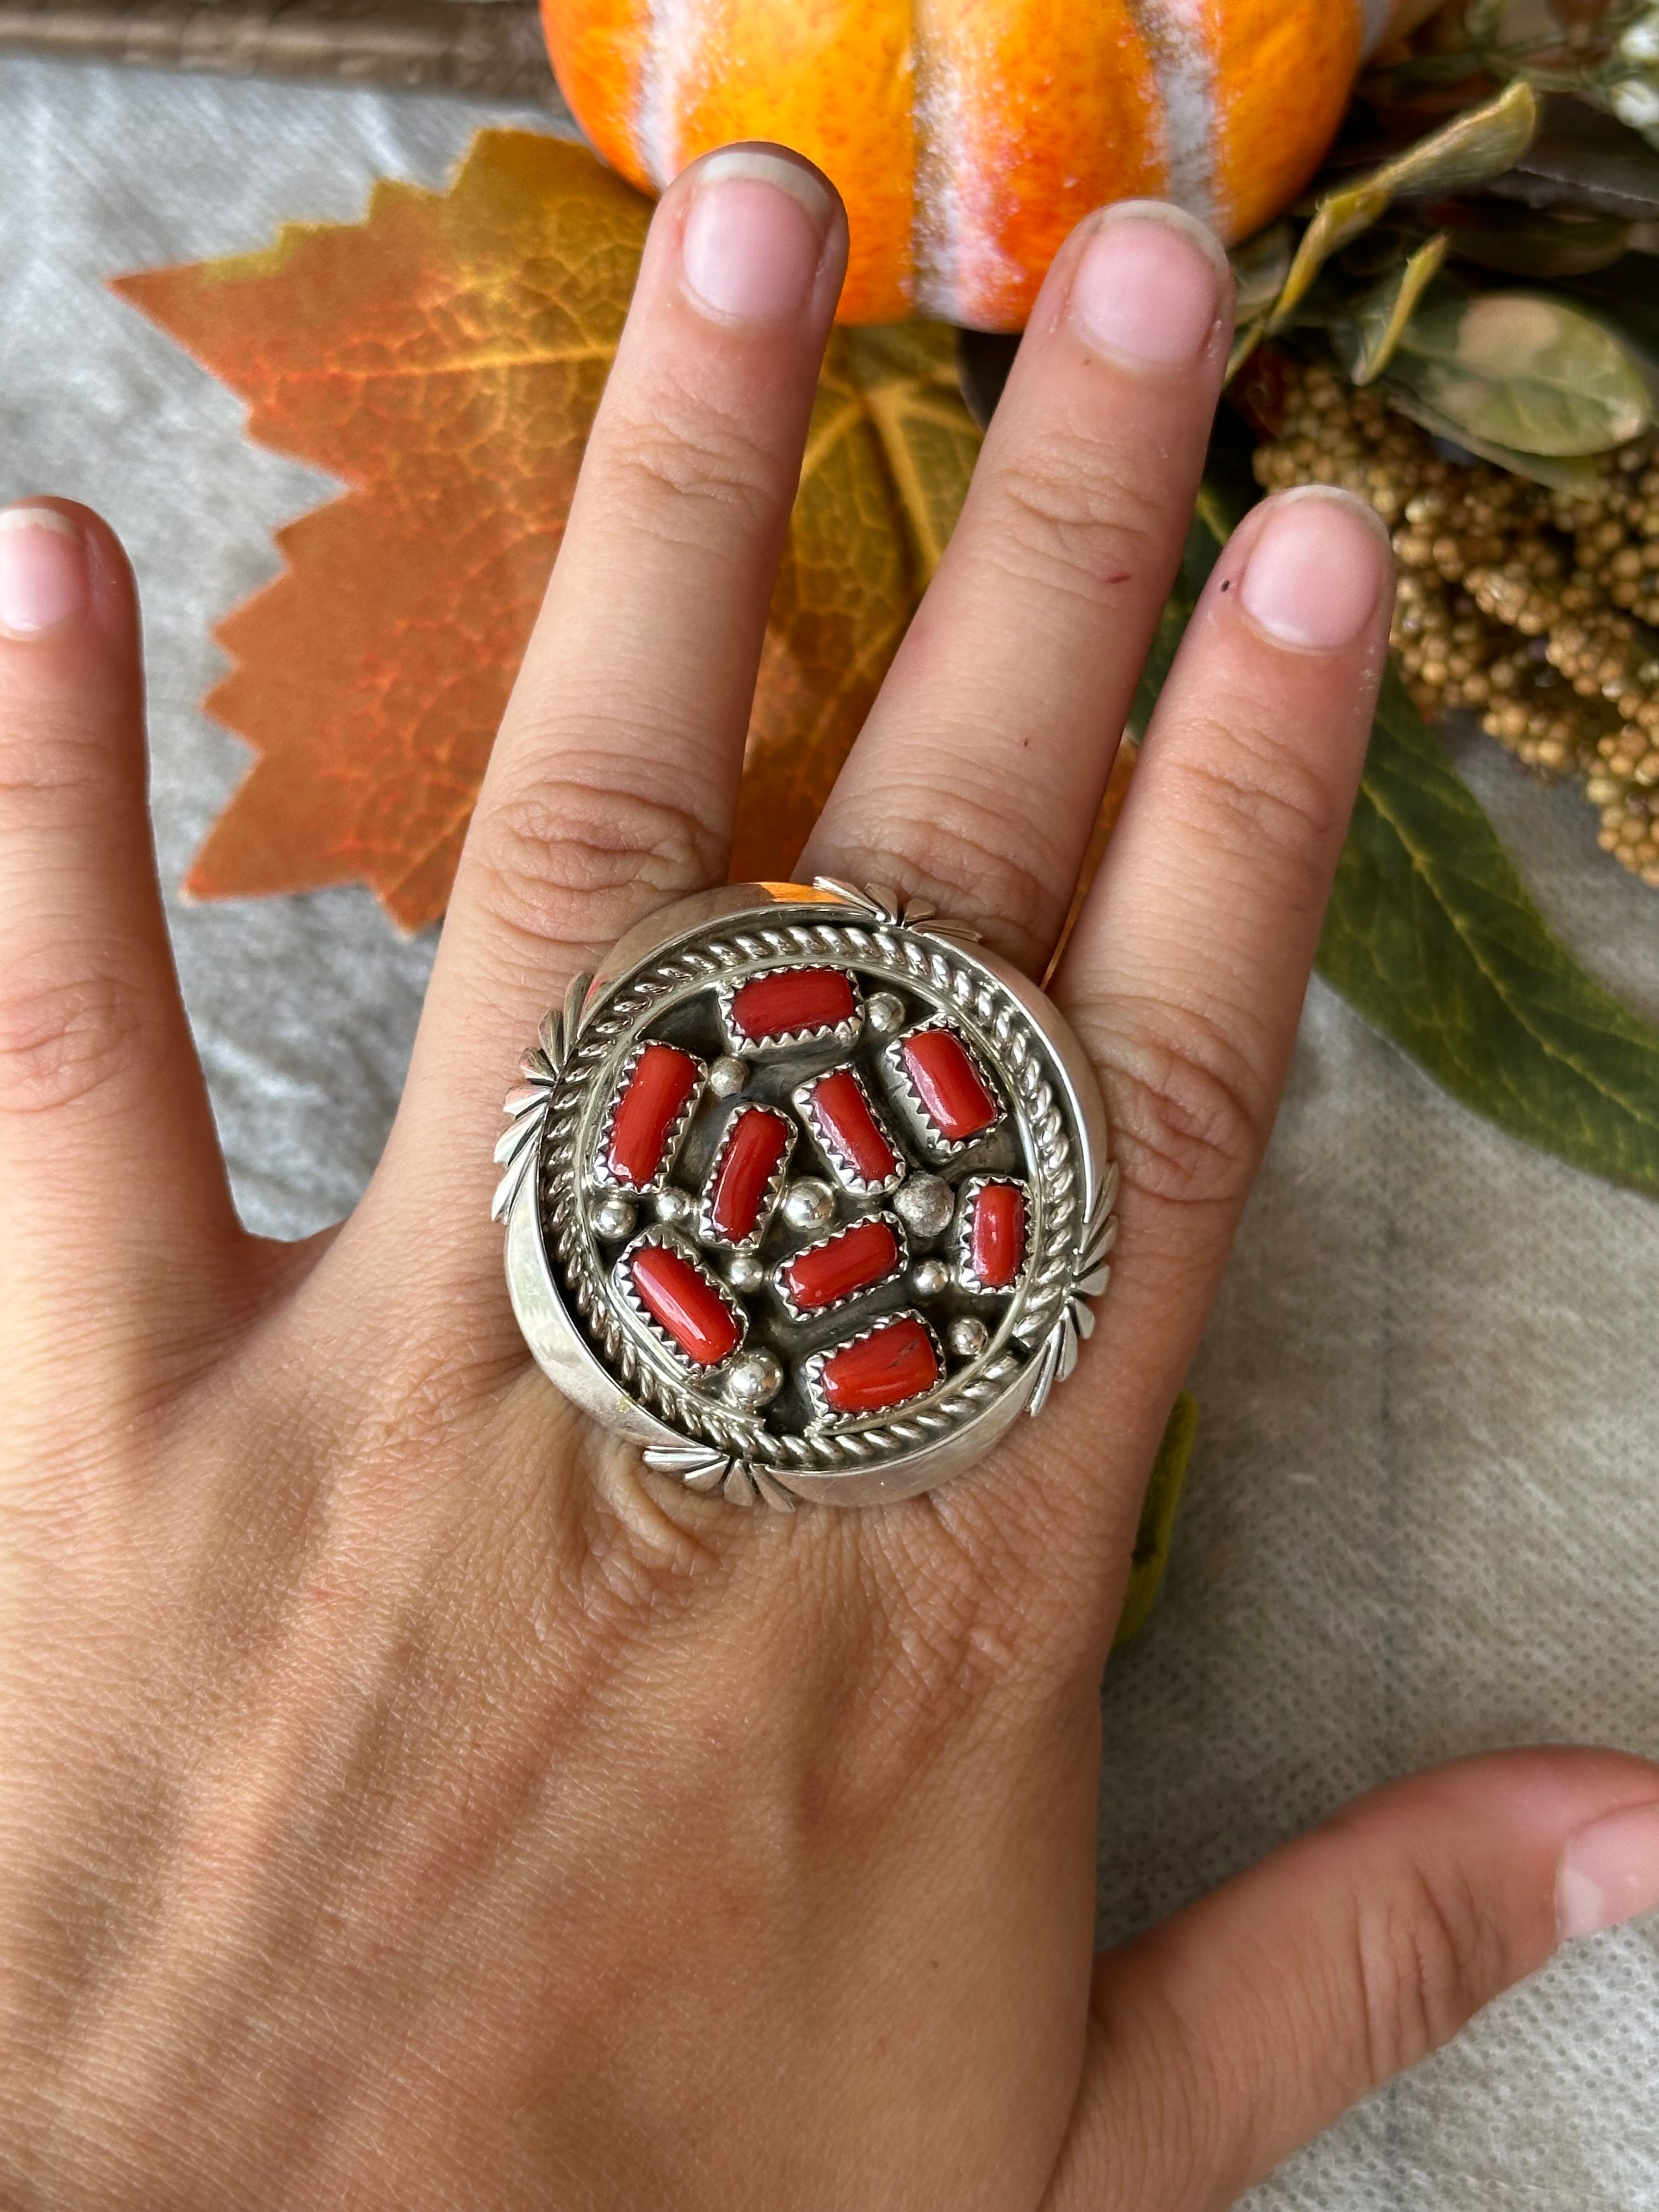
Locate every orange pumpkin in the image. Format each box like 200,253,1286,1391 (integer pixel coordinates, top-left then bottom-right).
541,0,1442,329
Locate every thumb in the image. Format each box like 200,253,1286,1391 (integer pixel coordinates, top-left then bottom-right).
1047,1749,1659,2212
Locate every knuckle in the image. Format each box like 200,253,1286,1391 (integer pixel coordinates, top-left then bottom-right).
1077,991,1268,1220
0,958,151,1116
825,803,1061,972
471,768,724,962
1160,719,1349,891
980,429,1167,600
603,389,790,538
0,708,126,822
1353,1861,1499,2083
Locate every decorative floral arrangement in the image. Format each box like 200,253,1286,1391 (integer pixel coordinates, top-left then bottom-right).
1229,2,1659,893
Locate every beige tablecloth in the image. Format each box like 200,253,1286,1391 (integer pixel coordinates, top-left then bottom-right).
3,57,1656,2207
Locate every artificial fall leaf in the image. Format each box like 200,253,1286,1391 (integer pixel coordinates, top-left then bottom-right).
115,130,983,929
732,319,983,883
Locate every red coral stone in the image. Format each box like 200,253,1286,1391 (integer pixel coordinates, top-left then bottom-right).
782,1218,900,1313
820,1317,940,1415
806,1069,899,1184
606,1043,699,1188
900,1028,998,1142
969,1182,1026,1289
707,1108,791,1243
731,966,856,1042
629,1243,741,1367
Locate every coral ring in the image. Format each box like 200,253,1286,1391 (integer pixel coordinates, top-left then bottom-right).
494,881,1116,1510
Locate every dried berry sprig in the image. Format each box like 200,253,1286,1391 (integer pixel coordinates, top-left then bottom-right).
1254,353,1659,887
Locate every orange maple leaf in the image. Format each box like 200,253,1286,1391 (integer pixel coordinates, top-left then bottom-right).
115,131,985,930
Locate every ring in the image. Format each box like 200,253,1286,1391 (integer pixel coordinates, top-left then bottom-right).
494,881,1116,1510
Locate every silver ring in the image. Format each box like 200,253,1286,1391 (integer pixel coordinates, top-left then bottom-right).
494,881,1116,1510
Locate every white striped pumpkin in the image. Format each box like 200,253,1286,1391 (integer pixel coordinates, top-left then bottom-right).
543,0,1442,328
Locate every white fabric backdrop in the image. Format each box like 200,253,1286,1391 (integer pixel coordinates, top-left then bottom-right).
2,58,1656,2207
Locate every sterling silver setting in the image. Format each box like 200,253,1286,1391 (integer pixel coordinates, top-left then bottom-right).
495,881,1116,1510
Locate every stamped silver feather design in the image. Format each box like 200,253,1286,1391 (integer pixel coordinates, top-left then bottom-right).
491,969,591,1223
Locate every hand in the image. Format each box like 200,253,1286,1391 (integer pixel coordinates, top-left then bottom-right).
4,143,1657,2212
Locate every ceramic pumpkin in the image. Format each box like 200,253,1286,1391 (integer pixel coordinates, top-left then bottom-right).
541,0,1444,328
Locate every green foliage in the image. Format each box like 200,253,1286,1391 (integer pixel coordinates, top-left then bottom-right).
1387,287,1653,454
1331,234,1449,386
1267,80,1542,331
1142,449,1659,1200
1371,380,1604,488
1325,671,1659,1195
1230,59,1659,458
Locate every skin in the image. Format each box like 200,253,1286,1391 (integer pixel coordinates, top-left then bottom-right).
2,148,1656,2211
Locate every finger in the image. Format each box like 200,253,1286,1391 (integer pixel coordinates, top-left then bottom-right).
399,146,847,1252
1043,487,1395,1539
799,202,1233,977
1047,1748,1659,2212
0,501,241,1377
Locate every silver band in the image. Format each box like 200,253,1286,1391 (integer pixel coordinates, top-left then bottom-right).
495,881,1116,1509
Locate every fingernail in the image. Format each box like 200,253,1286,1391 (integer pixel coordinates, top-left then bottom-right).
1237,486,1392,652
1558,1802,1659,1940
681,147,834,327
0,505,89,640
1070,201,1230,370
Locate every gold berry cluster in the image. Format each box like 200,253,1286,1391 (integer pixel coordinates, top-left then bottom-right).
1252,356,1659,890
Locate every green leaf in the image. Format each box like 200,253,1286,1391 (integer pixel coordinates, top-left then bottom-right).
1230,221,1295,320
1272,178,1395,329
1227,315,1271,386
1390,287,1653,452
1376,378,1606,488
1560,256,1659,356
1272,80,1540,327
1485,91,1659,222
1113,1393,1199,1650
1146,454,1659,1199
1438,200,1633,278
1332,233,1451,385
1375,73,1542,198
1326,672,1659,1198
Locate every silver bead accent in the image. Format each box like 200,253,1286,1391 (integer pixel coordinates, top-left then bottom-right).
893,1173,953,1239
726,1252,765,1294
593,1194,637,1241
708,1055,749,1098
912,1257,951,1297
656,1187,695,1226
726,1348,784,1408
948,1317,990,1360
782,1178,837,1234
865,990,905,1037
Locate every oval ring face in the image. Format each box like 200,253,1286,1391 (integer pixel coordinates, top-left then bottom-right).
496,883,1116,1509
